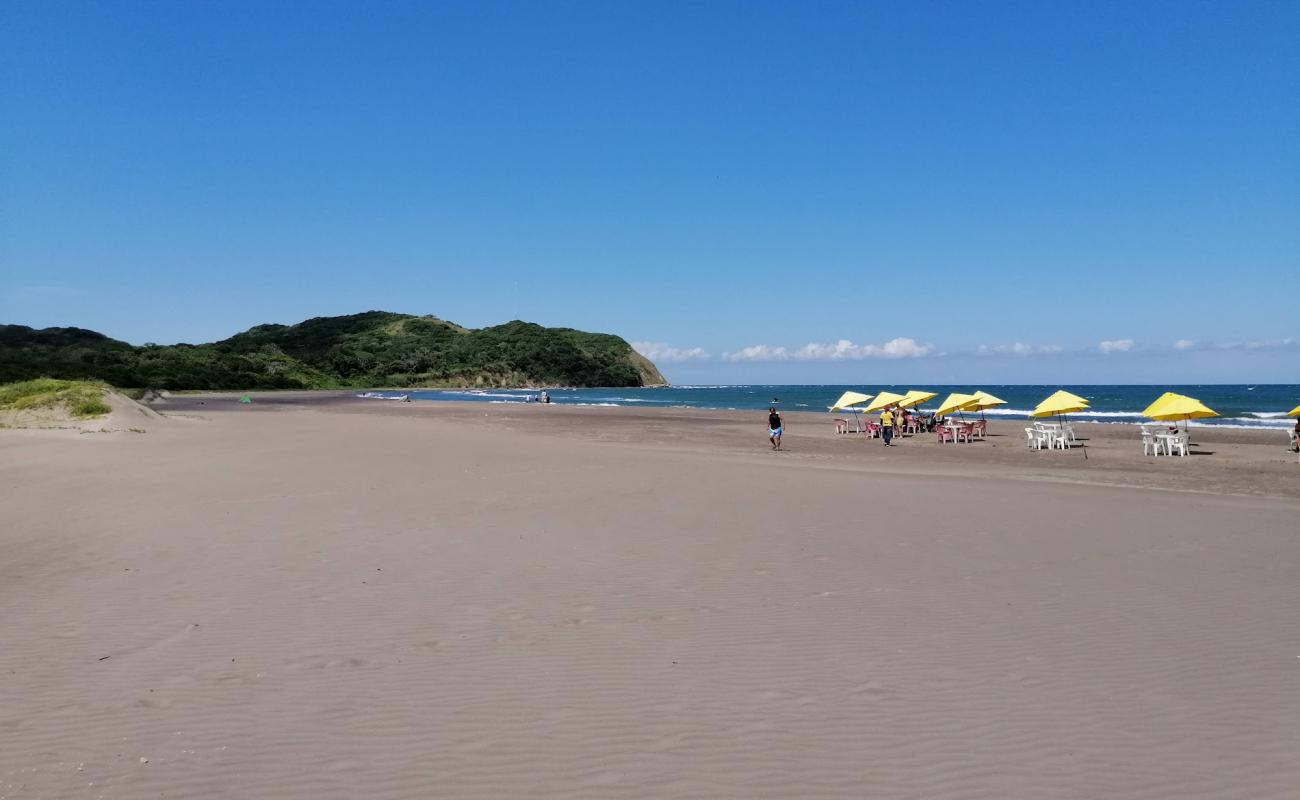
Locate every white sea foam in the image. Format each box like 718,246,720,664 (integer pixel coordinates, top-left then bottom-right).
443,390,535,400
975,408,1145,419
938,406,1294,428
1088,417,1293,430
1215,417,1294,429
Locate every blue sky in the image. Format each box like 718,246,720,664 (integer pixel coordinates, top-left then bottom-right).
2,1,1296,383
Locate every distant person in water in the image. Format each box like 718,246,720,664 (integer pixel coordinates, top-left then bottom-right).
768,407,783,450
880,406,895,447
539,391,550,404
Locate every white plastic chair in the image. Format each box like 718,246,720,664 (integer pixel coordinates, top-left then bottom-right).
1142,432,1163,457
1167,432,1189,457
1025,427,1043,450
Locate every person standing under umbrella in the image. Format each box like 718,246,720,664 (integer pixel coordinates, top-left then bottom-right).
880,405,895,447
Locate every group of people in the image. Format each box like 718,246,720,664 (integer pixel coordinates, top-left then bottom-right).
768,403,949,450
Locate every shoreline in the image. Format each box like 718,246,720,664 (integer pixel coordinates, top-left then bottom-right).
155,386,1300,429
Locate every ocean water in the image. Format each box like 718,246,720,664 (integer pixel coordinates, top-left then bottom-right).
359,384,1300,429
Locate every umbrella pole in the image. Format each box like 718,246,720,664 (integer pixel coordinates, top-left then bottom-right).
1059,412,1087,459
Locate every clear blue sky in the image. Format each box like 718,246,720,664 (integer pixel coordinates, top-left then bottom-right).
3,1,1296,383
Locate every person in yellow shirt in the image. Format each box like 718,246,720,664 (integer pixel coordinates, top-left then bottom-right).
880,406,895,447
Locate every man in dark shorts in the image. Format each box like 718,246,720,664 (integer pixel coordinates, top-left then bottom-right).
768,407,784,450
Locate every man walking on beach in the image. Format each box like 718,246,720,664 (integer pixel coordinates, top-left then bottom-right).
768,406,783,450
880,405,895,447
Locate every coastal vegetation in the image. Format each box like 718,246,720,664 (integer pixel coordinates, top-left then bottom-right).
0,378,112,418
0,311,666,391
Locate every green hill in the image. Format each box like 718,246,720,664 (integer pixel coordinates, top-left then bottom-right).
0,311,667,390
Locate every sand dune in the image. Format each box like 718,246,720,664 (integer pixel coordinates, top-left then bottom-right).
2,404,1297,798
1,388,165,434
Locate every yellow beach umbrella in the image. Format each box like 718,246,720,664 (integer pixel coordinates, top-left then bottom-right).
830,391,872,411
1030,390,1090,419
1287,404,1300,418
934,392,979,417
830,390,873,433
1057,390,1090,407
968,390,1006,411
897,390,937,409
1142,392,1218,430
966,390,1007,421
864,391,908,413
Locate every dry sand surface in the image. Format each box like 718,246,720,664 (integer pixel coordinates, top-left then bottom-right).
2,396,1299,798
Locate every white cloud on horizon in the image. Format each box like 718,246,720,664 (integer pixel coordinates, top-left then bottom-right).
631,341,710,363
976,342,1064,357
1174,338,1294,352
723,344,791,362
723,337,934,363
643,335,1294,365
1237,337,1296,351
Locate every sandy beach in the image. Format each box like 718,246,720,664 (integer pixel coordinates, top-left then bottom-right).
3,396,1298,798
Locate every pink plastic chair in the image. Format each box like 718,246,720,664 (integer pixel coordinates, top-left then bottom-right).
936,427,954,444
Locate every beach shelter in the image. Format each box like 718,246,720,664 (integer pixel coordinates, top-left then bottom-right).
967,390,1007,421
864,391,909,414
1030,390,1089,419
968,391,1006,410
830,390,872,411
934,392,979,418
830,390,873,432
898,390,937,409
1142,392,1218,430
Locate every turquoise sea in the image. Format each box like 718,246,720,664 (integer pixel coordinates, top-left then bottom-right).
360,385,1300,429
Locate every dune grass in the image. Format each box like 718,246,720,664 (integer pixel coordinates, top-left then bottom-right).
0,378,112,418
